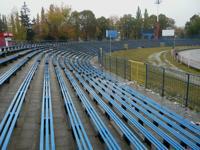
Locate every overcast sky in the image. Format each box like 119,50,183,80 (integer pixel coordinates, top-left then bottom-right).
0,0,200,27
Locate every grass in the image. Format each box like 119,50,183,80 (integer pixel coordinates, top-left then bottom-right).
112,46,200,74
111,47,171,62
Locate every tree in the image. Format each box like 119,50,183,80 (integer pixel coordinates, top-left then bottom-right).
108,15,119,29
32,13,40,40
38,7,49,40
143,9,150,30
20,2,30,28
117,14,134,39
6,4,179,41
79,10,96,40
10,14,16,34
158,14,175,36
96,16,109,40
0,14,8,32
148,15,157,29
69,11,80,40
14,11,26,40
135,6,143,39
175,27,185,38
20,2,34,41
185,14,200,38
44,4,71,40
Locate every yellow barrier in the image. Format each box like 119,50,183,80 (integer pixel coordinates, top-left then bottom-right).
129,60,146,85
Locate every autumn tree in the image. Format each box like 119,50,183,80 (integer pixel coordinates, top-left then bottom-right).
135,6,143,39
0,14,8,32
117,14,135,39
79,10,96,40
5,3,179,41
32,13,40,40
19,2,34,41
143,9,151,30
69,11,80,40
96,16,109,40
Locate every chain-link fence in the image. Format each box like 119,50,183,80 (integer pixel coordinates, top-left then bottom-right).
101,53,200,111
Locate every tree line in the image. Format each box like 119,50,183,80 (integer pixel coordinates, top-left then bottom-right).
0,2,199,41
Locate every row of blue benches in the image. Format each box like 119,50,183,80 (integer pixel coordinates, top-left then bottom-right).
54,55,93,150
76,51,200,132
0,48,42,65
59,52,152,149
1,44,199,149
63,66,121,150
0,55,41,149
40,54,55,150
0,44,43,52
0,50,42,86
82,69,198,149
72,68,148,149
61,49,200,149
75,52,200,136
65,53,170,149
54,51,122,149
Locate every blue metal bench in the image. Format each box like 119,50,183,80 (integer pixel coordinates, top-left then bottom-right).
84,74,199,149
54,59,92,150
73,71,147,150
0,51,41,86
0,58,40,149
40,55,55,150
63,67,120,150
63,49,200,149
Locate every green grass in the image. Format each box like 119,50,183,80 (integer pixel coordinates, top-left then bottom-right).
112,46,200,74
111,47,171,62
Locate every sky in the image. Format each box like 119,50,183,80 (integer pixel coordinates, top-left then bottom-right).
0,0,200,27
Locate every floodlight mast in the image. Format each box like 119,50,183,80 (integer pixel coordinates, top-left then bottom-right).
155,0,162,39
155,0,162,22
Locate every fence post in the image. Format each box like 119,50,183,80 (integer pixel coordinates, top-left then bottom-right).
101,50,103,66
130,61,132,81
99,48,102,65
145,63,148,88
102,50,104,67
116,57,118,76
185,73,190,107
104,54,106,69
109,55,111,72
161,68,165,97
124,58,126,79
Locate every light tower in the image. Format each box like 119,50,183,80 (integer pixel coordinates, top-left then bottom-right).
155,0,162,22
155,0,162,39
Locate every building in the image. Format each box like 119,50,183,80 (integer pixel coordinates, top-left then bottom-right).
0,32,14,47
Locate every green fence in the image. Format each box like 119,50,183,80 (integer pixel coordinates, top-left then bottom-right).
101,53,200,111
